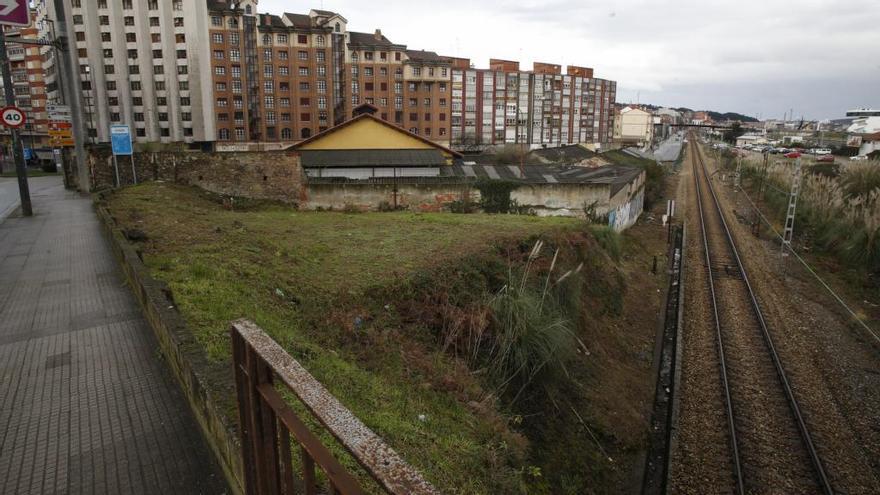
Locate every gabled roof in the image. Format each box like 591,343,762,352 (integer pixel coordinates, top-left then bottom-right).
348,31,404,49
404,50,449,64
288,113,462,158
283,13,312,29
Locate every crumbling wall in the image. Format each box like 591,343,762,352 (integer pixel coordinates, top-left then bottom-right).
87,147,305,203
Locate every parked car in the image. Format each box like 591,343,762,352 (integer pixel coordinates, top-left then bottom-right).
815,154,834,163
850,155,868,161
814,148,832,155
784,151,802,158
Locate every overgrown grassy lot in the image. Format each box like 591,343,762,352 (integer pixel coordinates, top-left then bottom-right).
105,183,660,493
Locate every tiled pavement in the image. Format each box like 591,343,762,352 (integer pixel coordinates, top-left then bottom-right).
0,177,228,494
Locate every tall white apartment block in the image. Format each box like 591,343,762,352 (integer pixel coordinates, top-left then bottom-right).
63,0,215,145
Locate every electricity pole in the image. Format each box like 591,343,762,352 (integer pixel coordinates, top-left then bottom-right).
0,28,32,216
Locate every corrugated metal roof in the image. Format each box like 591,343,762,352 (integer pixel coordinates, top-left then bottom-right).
300,149,446,167
447,163,643,195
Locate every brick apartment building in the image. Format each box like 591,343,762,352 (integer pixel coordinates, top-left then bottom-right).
450,59,616,148
0,5,61,151
57,0,617,150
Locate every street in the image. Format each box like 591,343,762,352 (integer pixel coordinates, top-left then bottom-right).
0,175,58,220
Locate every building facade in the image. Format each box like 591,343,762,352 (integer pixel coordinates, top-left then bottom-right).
56,0,616,149
449,60,616,150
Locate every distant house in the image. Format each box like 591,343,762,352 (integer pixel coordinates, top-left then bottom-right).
288,104,461,180
614,106,654,145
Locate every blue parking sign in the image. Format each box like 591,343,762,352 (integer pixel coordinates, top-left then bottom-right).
110,125,132,155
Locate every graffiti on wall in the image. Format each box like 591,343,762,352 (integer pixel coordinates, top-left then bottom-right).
607,187,645,232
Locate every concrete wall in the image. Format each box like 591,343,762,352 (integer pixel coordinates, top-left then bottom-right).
306,181,474,212
87,148,305,203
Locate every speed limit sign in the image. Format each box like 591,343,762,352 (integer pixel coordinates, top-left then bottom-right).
0,106,26,128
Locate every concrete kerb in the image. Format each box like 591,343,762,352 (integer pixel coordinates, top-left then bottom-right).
93,195,244,495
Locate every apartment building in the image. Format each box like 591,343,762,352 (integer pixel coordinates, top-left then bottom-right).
450,59,616,149
206,4,453,147
55,1,615,149
63,0,215,144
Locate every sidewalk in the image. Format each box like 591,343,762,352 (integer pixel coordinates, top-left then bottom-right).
0,177,227,494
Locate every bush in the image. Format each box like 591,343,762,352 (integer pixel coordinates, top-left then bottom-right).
448,199,477,214
493,144,529,165
588,225,622,261
476,179,520,214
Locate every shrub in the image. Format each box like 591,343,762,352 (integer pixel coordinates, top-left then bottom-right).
449,199,477,214
476,179,520,214
588,225,622,261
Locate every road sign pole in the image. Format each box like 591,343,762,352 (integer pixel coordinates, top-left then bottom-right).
112,153,120,187
0,29,31,217
130,155,137,184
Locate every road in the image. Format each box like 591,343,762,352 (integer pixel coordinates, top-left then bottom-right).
0,175,61,220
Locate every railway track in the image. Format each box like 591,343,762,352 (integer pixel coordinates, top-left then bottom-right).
688,135,833,495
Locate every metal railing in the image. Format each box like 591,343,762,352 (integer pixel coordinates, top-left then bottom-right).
231,319,439,495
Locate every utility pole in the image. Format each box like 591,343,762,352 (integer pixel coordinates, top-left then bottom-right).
51,0,89,192
0,28,32,216
781,157,803,257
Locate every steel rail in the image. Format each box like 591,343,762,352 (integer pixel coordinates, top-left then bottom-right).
690,137,833,494
689,138,745,495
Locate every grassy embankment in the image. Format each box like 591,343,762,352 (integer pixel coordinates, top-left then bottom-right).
105,182,660,493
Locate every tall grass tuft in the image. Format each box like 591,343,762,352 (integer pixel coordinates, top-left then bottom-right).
486,243,582,404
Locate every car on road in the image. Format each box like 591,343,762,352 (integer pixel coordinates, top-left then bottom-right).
784,151,802,158
815,154,834,163
850,155,868,161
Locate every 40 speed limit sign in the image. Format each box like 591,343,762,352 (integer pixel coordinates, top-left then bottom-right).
1,106,26,128
0,106,26,128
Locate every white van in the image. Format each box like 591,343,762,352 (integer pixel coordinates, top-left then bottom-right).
814,148,832,155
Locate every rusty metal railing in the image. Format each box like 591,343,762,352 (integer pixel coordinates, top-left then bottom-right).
231,319,439,495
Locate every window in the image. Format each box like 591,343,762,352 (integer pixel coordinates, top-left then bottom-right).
298,51,308,60
134,113,144,121
317,65,326,76
235,128,245,141
409,127,418,134
364,52,373,61
211,16,222,27
177,50,187,59
173,1,183,11
264,65,273,78
299,97,309,107
300,113,311,122
131,81,141,91
232,80,242,92
280,98,290,107
99,16,109,25
279,66,289,76
395,52,401,61
219,128,230,140
281,113,291,122
380,52,387,61
334,22,340,33
230,33,239,45
75,31,85,42
73,15,83,25
351,95,359,105
263,48,272,61
439,82,446,92
103,49,113,58
150,17,159,27
299,82,310,91
316,80,326,93
424,113,431,121
214,66,226,75
264,96,274,108
152,49,162,58
230,50,240,61
177,66,188,75
264,81,274,93
214,50,224,60
318,97,327,109
317,35,325,46
216,82,227,91
173,18,184,27
439,98,446,106
129,65,139,74
409,113,418,121
412,67,421,76
380,67,387,76
379,97,387,107
424,98,431,106
106,81,116,91
298,34,308,44
212,33,224,44
298,67,308,76
151,33,161,43
394,82,402,93
277,34,288,44
380,82,388,91
126,33,137,42
148,0,158,9
217,98,228,107
279,51,288,61
156,97,167,106
316,51,325,62
104,65,114,74
364,67,373,77
155,81,166,90
351,66,359,76
281,128,292,139
409,98,417,106
218,113,229,122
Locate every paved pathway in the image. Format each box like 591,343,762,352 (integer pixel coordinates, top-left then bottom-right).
0,177,227,494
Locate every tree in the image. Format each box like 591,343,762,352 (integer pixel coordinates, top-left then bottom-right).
723,122,745,144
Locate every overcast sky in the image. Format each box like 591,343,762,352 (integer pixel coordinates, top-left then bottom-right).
260,0,879,120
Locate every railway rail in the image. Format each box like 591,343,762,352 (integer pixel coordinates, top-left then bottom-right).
688,135,833,494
